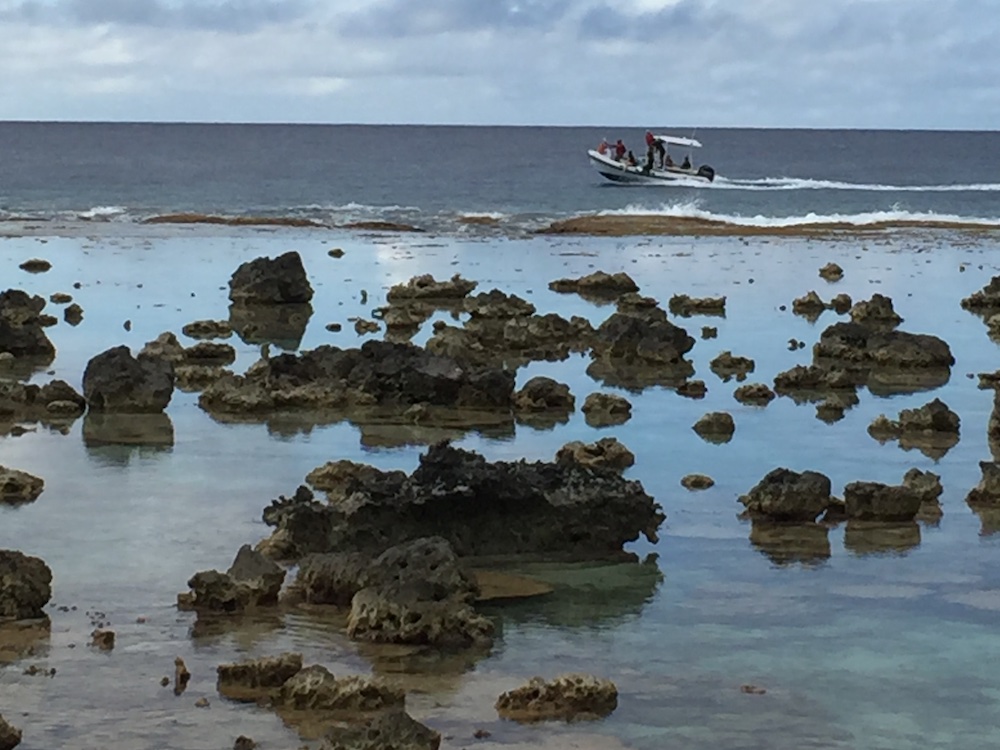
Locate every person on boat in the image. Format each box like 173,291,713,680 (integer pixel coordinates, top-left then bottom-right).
614,139,627,161
665,153,675,168
681,155,692,169
597,139,609,155
646,131,666,168
626,150,638,166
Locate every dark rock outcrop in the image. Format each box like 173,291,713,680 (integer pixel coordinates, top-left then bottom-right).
0,289,55,364
261,442,664,560
668,294,725,317
733,383,776,405
961,276,1000,313
495,674,618,722
739,468,832,522
843,481,922,522
83,346,175,413
710,351,755,382
555,437,634,473
181,545,286,614
581,392,632,427
387,274,476,302
0,550,52,621
0,379,86,435
588,306,695,388
229,251,313,304
692,411,735,443
217,652,304,702
849,294,902,330
819,262,843,281
0,714,21,750
279,665,404,712
427,313,593,367
549,271,638,298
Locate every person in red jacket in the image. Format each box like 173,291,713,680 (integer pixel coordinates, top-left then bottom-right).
646,130,666,168
614,139,627,161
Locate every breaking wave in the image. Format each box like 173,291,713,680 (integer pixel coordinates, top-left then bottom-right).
709,177,1000,193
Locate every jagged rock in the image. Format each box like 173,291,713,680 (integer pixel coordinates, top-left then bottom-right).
217,652,304,702
387,274,476,302
774,364,856,394
555,437,634,473
234,737,256,750
739,468,832,522
898,398,960,433
139,332,186,363
464,290,536,318
182,319,233,339
0,713,21,750
581,392,632,427
0,289,55,362
733,383,776,406
0,467,44,505
668,294,725,317
829,293,852,314
966,461,1000,509
692,412,735,443
279,665,404,712
174,365,231,392
495,674,618,722
181,544,286,614
262,443,664,560
427,313,593,367
548,271,638,297
849,294,903,330
867,399,960,458
904,468,943,523
294,552,376,606
961,275,1000,312
38,314,57,327
819,262,843,281
319,711,440,750
814,322,953,371
229,251,313,304
353,318,381,335
513,376,574,413
185,342,236,365
83,346,175,413
681,474,714,490
709,351,755,382
306,461,406,503
590,308,694,375
90,629,115,650
200,341,514,417
792,291,827,319
0,550,52,620
844,481,922,521
63,303,84,326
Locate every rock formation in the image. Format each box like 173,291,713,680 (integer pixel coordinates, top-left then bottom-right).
495,674,618,721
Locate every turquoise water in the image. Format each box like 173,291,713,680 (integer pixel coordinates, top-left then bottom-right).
2,226,1000,749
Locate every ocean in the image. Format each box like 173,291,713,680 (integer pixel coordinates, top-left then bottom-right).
2,123,1000,750
3,123,1000,233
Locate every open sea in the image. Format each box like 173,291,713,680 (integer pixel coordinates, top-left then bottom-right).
2,123,1000,750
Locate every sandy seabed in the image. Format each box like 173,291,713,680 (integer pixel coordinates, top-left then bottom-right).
2,222,1000,750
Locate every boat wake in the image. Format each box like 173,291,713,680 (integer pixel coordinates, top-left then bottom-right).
708,176,1000,193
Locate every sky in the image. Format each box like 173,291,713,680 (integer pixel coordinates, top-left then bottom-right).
0,0,996,128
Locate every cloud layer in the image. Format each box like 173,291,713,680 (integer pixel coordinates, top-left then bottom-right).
0,0,994,127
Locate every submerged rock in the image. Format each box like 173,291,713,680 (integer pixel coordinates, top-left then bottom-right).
387,273,476,302
0,550,52,621
262,442,664,561
319,711,440,750
228,251,313,304
739,468,832,522
681,474,714,490
217,652,304,702
495,674,618,722
279,665,404,712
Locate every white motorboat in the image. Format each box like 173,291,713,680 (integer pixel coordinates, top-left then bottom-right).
588,135,715,184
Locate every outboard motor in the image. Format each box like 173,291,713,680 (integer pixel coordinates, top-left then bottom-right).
697,165,716,182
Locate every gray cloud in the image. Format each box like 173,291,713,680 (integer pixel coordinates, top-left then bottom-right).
338,0,575,38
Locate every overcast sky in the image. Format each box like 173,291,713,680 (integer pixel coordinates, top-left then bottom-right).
0,0,995,128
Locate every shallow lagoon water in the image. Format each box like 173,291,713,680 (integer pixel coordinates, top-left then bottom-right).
2,225,1000,749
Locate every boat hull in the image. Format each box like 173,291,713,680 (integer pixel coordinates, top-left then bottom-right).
588,150,714,184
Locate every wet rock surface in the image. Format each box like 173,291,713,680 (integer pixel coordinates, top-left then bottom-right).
387,273,476,302
199,341,514,422
692,411,735,443
668,294,726,317
0,550,53,621
181,544,286,614
318,711,441,750
0,467,44,505
733,383,776,406
182,319,233,339
228,251,314,304
588,306,695,388
83,345,175,413
262,442,664,560
843,481,922,522
548,271,639,298
279,665,404,712
581,392,632,427
495,674,618,722
0,289,56,365
819,262,844,281
555,437,635,473
512,376,575,415
0,713,21,750
0,379,86,435
710,351,755,382
217,652,305,701
849,294,902,330
867,398,960,458
739,468,833,522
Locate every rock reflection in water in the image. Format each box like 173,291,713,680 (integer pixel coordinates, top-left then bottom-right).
968,505,1000,536
359,420,515,448
82,412,174,464
187,610,286,647
866,367,951,397
228,302,313,351
585,359,694,392
478,556,662,628
896,432,960,461
843,521,921,556
0,617,50,664
748,521,831,567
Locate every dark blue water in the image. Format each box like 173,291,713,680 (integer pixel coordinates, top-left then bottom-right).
3,123,1000,232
